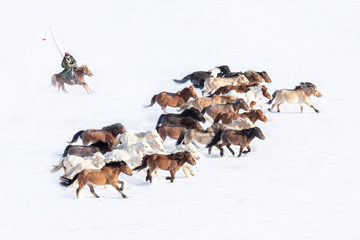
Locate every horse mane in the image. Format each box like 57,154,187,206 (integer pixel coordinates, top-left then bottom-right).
167,151,189,160
180,107,201,117
90,140,110,148
294,82,316,90
103,123,124,131
243,70,256,78
75,64,88,72
104,160,126,167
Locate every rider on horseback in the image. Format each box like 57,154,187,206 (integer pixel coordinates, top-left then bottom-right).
60,52,78,83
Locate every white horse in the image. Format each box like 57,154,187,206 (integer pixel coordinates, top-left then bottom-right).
105,139,154,167
51,152,105,176
267,82,322,113
209,67,221,77
228,85,272,110
61,156,118,179
116,137,165,152
113,129,161,147
223,118,254,130
202,74,249,97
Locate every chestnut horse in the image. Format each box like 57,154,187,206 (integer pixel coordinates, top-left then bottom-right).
133,151,196,183
61,140,114,157
156,107,206,128
201,98,250,122
178,95,237,112
69,123,127,146
206,127,266,157
145,86,199,113
156,118,203,141
60,160,133,199
214,109,268,124
51,65,94,94
267,82,322,113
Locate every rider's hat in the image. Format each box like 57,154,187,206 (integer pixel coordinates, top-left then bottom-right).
64,52,70,56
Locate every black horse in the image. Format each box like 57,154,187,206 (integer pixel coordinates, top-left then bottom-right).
155,107,206,128
173,65,230,89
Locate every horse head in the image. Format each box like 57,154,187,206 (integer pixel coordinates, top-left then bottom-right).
181,107,206,123
235,98,250,111
77,65,94,77
184,151,196,166
261,85,272,99
257,71,272,83
253,127,266,140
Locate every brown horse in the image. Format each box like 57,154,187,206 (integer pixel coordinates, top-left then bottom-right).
60,160,133,198
208,82,260,97
61,140,114,157
156,107,206,128
133,151,196,183
257,71,272,83
69,123,127,146
178,95,237,112
214,109,268,124
156,118,203,141
51,65,94,94
145,86,199,113
206,127,265,157
201,98,250,121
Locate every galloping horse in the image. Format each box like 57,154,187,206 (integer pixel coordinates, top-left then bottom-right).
69,123,127,146
267,82,322,113
178,95,237,112
173,67,226,89
214,109,268,124
202,74,249,97
51,64,94,94
156,118,203,141
156,107,206,128
201,98,250,121
208,82,260,97
133,151,196,183
60,160,133,199
61,140,114,157
206,127,266,157
145,86,199,113
228,85,272,110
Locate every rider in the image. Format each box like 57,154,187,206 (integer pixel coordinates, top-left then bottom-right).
60,52,78,83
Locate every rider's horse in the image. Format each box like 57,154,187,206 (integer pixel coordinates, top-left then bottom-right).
51,64,94,94
267,82,322,113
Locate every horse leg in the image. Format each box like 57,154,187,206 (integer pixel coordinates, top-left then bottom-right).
238,146,244,157
87,183,100,198
276,100,285,112
208,146,212,154
303,99,319,113
165,170,176,182
243,144,251,154
79,83,91,94
110,181,127,198
182,163,194,177
226,143,235,156
76,183,85,199
215,144,224,157
117,180,124,191
146,169,153,183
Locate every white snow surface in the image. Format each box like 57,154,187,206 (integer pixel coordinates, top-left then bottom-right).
1,0,359,239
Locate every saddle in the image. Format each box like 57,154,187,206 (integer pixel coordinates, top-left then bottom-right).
65,67,78,84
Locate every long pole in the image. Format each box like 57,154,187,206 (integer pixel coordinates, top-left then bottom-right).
48,27,63,58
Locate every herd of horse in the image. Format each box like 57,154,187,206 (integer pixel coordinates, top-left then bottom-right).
51,64,322,199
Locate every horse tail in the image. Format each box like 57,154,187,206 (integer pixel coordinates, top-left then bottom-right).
51,158,64,173
176,130,187,145
178,100,194,112
68,130,84,144
51,75,58,87
206,130,223,148
173,75,191,84
214,112,224,123
144,94,158,108
60,174,79,187
61,145,72,157
133,155,149,172
156,114,165,128
266,90,278,104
